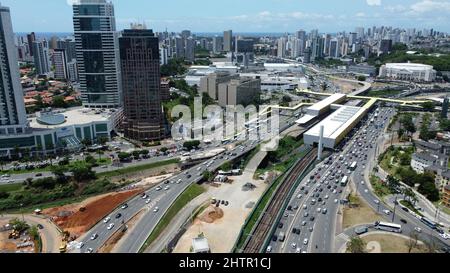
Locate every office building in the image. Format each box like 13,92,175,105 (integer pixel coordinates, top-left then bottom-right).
32,41,51,75
26,32,35,56
119,26,165,141
200,72,239,100
212,36,223,54
223,30,232,52
277,37,286,58
311,37,324,61
218,77,261,107
57,38,77,61
53,49,69,80
67,59,79,82
73,0,122,108
0,4,28,137
379,39,393,54
185,37,195,62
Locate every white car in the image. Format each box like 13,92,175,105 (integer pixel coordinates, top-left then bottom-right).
334,199,338,204
383,209,391,215
164,186,170,191
266,246,272,253
303,238,309,245
155,186,162,191
153,207,159,213
364,189,369,193
295,247,301,253
414,227,422,233
107,223,115,230
374,200,380,204
292,243,297,249
361,181,365,185
439,233,450,240
325,195,329,199
103,217,111,223
145,199,151,204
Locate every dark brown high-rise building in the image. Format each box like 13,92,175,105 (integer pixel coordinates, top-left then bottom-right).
119,25,164,141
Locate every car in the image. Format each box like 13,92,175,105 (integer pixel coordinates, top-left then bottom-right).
317,208,322,213
302,221,307,226
266,246,272,253
103,217,111,223
310,216,315,221
153,207,159,213
295,228,300,235
401,207,409,212
364,189,369,193
278,222,284,229
291,243,297,249
145,199,151,204
90,233,98,240
85,248,94,253
115,213,122,219
107,223,115,230
297,194,303,199
309,226,314,232
271,235,278,242
164,186,170,191
37,224,44,229
374,200,380,204
303,239,309,245
322,208,327,214
383,209,391,215
121,204,128,209
339,190,343,193
414,227,422,233
142,194,148,199
334,199,338,203
295,247,301,253
439,233,450,240
287,205,292,211
35,173,42,177
156,186,162,191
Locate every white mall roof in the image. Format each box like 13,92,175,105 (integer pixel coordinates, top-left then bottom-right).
295,114,316,125
305,106,362,139
384,63,434,71
29,107,112,129
192,237,210,253
307,93,346,114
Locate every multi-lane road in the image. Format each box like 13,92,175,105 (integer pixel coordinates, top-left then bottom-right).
269,105,449,253
73,112,299,253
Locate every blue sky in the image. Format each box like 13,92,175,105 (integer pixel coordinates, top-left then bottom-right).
1,0,450,33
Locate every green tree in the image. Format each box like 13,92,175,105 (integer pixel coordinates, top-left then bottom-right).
51,165,68,184
9,218,29,233
183,140,201,150
118,152,131,162
357,75,367,81
69,162,96,182
85,155,97,166
98,137,109,146
52,96,67,108
347,236,366,253
421,101,435,111
220,161,232,172
202,171,213,182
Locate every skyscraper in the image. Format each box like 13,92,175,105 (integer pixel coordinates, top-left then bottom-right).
0,5,28,135
185,37,195,62
32,41,51,75
26,32,35,57
119,25,164,141
223,30,232,52
53,49,69,80
212,36,223,54
73,0,122,108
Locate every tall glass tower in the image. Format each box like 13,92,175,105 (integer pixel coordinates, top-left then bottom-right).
73,0,121,108
119,25,164,141
0,5,28,136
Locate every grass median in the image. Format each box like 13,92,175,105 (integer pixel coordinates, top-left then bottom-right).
138,183,206,252
99,159,179,178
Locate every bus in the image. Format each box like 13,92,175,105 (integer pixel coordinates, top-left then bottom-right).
349,161,357,171
374,221,402,233
341,176,349,187
420,217,437,230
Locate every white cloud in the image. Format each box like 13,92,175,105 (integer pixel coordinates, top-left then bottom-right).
366,0,382,6
410,0,450,13
356,12,366,17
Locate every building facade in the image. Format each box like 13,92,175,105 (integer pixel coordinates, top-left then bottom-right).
379,63,437,82
200,72,239,100
73,0,122,108
119,27,165,141
53,49,69,80
223,30,232,52
32,41,51,75
0,5,29,137
218,78,261,107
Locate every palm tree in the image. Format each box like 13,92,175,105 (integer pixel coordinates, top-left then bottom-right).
347,236,366,253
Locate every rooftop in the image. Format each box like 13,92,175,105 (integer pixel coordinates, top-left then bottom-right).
307,93,347,113
306,106,362,139
384,63,434,70
29,107,115,129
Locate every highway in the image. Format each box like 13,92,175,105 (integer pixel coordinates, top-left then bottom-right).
74,113,298,253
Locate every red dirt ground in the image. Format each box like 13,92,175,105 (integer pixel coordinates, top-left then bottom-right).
43,189,143,237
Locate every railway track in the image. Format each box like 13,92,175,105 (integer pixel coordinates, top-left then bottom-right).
242,148,318,253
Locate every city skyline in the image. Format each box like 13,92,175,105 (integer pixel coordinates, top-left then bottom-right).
0,0,449,33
